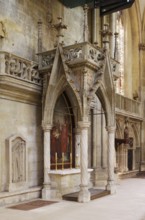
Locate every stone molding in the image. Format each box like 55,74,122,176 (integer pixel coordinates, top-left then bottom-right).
0,51,42,104
78,121,90,129
42,122,53,131
0,75,42,105
106,126,116,133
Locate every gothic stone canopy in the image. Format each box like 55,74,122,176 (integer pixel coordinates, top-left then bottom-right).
38,42,117,127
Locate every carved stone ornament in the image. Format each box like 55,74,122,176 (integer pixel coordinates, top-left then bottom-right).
2,52,42,85
6,135,28,192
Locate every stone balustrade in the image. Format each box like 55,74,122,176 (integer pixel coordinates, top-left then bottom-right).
115,93,141,116
63,42,105,67
38,42,119,77
38,49,56,71
0,51,42,85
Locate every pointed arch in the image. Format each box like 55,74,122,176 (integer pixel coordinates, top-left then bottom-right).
43,75,82,125
93,53,116,128
131,123,140,147
96,84,115,127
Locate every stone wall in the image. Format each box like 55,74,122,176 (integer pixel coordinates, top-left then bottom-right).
0,98,42,192
0,0,84,61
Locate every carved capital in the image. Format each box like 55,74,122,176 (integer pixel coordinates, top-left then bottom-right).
106,126,116,133
78,121,90,129
42,121,52,131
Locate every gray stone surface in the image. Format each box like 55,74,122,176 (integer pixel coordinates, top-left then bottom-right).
0,179,145,220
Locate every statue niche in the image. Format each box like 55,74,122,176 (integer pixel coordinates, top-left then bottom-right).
6,135,28,192
51,93,74,170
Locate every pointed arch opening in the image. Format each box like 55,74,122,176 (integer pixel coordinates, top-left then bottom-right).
50,91,76,170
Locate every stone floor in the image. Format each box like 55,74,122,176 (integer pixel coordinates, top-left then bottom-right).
1,178,145,220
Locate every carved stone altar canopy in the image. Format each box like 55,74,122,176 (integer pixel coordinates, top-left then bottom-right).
38,40,118,200
38,41,117,127
6,135,28,192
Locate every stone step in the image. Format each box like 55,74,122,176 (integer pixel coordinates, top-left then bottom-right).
62,188,110,202
118,170,138,179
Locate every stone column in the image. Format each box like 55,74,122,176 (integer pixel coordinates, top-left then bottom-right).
121,145,125,172
96,9,101,47
110,13,116,58
124,145,128,172
83,4,89,42
92,9,97,44
102,114,108,169
42,123,52,199
106,126,116,194
78,121,90,203
119,145,123,172
37,19,42,67
132,148,136,170
92,109,97,168
118,144,124,173
116,146,119,171
94,109,102,169
75,128,81,168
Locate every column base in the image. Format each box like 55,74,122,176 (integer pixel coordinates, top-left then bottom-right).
42,184,51,200
106,181,116,194
78,186,90,203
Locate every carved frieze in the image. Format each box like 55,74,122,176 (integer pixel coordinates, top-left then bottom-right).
64,46,83,62
41,53,55,69
0,52,42,85
63,43,106,70
110,58,120,80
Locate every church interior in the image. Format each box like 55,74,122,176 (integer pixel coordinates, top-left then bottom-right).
0,0,145,212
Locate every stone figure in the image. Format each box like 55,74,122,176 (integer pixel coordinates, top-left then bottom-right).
12,139,26,183
124,126,129,139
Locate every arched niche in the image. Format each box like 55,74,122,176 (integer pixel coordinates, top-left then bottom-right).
50,91,75,170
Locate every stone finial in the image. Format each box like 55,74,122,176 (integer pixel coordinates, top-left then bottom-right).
38,19,43,53
83,4,89,42
52,17,67,47
114,32,119,60
100,24,112,50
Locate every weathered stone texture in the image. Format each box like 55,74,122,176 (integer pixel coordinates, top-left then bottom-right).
0,0,84,61
0,99,42,191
